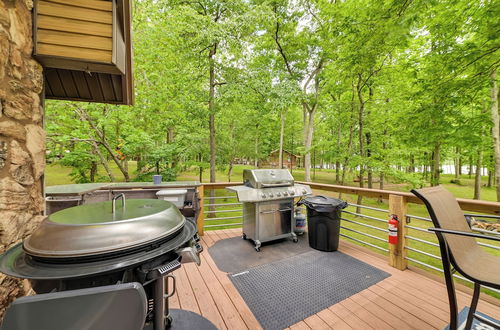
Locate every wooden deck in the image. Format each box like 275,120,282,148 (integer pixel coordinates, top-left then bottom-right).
169,228,500,329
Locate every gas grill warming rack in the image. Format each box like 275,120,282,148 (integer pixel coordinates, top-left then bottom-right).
227,169,312,251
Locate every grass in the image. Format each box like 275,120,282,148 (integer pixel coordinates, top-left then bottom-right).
45,162,499,297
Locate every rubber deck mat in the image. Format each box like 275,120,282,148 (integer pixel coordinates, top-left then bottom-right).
229,250,390,330
208,235,311,273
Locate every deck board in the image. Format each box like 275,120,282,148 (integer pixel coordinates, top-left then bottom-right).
169,229,499,329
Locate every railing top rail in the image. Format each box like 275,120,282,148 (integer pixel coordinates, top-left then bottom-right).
201,181,500,214
297,181,500,214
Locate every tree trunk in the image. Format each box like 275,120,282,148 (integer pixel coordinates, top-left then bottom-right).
335,161,340,183
136,155,143,173
90,161,97,182
279,111,285,169
303,104,315,182
254,124,259,168
336,116,342,183
340,87,357,198
431,144,441,186
228,160,233,182
208,44,218,214
366,136,372,189
92,141,115,182
474,149,482,200
454,147,460,179
356,76,365,213
468,154,473,178
488,167,493,187
198,153,203,182
365,86,373,188
208,43,217,184
340,118,354,198
409,155,415,173
75,108,129,181
490,69,500,201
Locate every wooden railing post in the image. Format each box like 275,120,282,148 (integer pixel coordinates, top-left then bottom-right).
197,184,205,236
389,194,408,270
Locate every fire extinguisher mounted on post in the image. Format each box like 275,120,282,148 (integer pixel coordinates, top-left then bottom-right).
388,214,399,245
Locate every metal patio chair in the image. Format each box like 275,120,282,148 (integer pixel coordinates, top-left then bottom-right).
412,186,500,330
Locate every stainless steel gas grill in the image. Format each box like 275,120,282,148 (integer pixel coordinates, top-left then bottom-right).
228,169,312,251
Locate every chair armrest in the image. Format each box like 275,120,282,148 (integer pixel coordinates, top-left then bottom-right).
428,228,500,242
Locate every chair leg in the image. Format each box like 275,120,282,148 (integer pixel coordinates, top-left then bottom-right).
464,283,481,330
440,242,458,330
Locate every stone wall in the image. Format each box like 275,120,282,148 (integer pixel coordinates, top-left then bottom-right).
0,0,45,318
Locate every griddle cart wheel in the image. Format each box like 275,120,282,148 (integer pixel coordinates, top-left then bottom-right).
255,247,260,252
292,237,298,243
242,233,247,240
166,314,173,327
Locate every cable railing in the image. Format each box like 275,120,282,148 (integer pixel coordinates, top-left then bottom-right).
200,186,243,230
198,181,500,296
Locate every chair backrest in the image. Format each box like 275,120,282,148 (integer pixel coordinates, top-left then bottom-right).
412,186,481,271
1,282,148,330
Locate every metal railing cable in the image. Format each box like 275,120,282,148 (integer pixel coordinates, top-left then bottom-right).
204,223,242,228
341,217,387,233
342,210,387,223
339,233,389,252
340,226,387,242
346,203,388,213
204,209,242,214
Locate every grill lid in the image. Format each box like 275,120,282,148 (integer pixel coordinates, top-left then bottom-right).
24,198,185,259
243,169,294,189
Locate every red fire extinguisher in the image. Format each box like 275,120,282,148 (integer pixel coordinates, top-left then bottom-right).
388,214,399,245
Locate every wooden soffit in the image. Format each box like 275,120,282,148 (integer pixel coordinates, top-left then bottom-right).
34,0,134,105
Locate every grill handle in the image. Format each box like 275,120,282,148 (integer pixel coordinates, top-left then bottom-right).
260,182,290,188
112,193,126,215
260,208,291,214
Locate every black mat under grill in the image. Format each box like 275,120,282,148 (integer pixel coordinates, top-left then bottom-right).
229,250,390,330
208,235,311,273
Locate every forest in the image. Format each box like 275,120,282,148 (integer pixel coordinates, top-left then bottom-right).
45,0,500,201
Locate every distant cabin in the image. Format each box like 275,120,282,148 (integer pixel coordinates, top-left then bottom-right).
261,150,301,169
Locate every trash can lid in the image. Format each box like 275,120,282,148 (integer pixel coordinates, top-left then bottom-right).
298,195,348,212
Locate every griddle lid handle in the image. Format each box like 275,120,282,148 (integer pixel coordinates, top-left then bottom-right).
112,193,126,215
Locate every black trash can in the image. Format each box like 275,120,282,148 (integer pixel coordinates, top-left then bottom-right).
298,196,347,252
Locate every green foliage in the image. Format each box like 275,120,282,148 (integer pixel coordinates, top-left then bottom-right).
44,0,499,195
58,148,98,183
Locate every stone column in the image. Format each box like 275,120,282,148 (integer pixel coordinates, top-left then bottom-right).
0,0,45,318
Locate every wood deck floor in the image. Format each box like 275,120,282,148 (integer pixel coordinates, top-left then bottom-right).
169,228,500,329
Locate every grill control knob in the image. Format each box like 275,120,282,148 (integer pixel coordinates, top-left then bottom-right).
302,189,307,195
261,193,266,198
269,193,274,197
283,192,288,196
289,190,295,195
276,192,281,197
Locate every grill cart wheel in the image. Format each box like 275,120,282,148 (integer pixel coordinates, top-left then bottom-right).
242,233,247,240
254,240,261,252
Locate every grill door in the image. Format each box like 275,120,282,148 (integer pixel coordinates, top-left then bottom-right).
257,201,293,240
